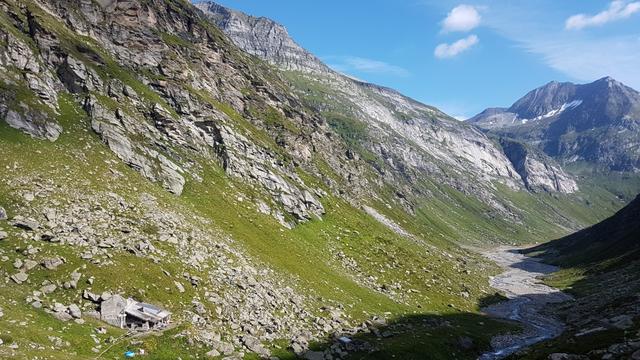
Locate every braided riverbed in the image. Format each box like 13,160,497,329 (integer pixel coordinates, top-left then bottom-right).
479,247,572,360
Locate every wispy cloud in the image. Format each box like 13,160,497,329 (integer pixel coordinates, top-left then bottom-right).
442,4,481,32
566,1,640,30
524,35,640,87
476,1,640,89
434,34,479,59
325,56,410,77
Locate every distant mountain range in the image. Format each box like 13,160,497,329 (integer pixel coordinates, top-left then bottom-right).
469,77,640,172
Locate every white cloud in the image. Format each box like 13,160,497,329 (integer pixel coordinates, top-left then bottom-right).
566,0,640,30
442,4,481,32
525,35,640,88
434,34,479,59
325,56,409,77
475,0,640,90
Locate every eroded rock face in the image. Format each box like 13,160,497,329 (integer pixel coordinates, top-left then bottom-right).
0,0,334,224
500,139,578,193
3,109,62,141
85,95,186,195
0,29,63,140
198,1,538,217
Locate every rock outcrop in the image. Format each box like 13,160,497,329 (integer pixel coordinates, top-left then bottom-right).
0,0,330,222
500,139,578,193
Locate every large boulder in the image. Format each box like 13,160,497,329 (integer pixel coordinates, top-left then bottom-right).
100,294,127,327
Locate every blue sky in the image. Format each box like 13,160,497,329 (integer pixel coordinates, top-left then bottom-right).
209,1,640,119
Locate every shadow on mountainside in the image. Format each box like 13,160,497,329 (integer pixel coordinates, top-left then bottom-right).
280,291,578,360
287,311,517,360
507,248,640,359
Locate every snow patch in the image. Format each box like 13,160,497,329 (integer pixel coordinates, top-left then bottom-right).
519,100,583,124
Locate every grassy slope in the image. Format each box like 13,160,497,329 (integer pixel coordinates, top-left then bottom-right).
0,98,516,359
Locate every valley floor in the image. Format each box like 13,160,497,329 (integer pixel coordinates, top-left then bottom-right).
480,247,572,359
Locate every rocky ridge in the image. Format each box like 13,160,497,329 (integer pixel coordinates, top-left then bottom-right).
194,1,329,74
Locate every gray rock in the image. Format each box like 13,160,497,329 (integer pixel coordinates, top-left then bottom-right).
83,290,101,303
67,304,82,319
0,206,7,220
100,294,126,327
548,354,570,360
11,272,28,284
23,259,38,271
100,291,112,301
41,284,57,294
9,216,40,231
303,351,324,360
0,231,7,240
205,349,220,358
242,335,270,358
174,281,185,293
42,257,64,270
610,314,634,330
53,311,73,322
4,110,62,142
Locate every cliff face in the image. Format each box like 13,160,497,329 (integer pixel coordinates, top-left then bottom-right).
1,0,348,227
500,139,578,193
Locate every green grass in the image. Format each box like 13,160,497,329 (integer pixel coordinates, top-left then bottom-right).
0,91,514,359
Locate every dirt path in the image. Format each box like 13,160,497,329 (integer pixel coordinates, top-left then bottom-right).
478,247,572,360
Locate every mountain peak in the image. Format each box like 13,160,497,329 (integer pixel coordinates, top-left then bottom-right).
196,1,329,74
469,77,640,171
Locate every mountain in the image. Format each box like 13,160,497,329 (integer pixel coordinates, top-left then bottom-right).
469,77,640,172
197,1,594,205
529,193,640,267
0,0,637,359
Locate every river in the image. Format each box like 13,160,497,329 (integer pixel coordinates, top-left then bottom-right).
478,247,572,360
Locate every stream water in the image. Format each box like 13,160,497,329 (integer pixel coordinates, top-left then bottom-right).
478,247,572,360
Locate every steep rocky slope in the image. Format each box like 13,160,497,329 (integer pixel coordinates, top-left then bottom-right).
499,138,577,193
194,1,329,74
469,77,640,172
190,1,639,249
